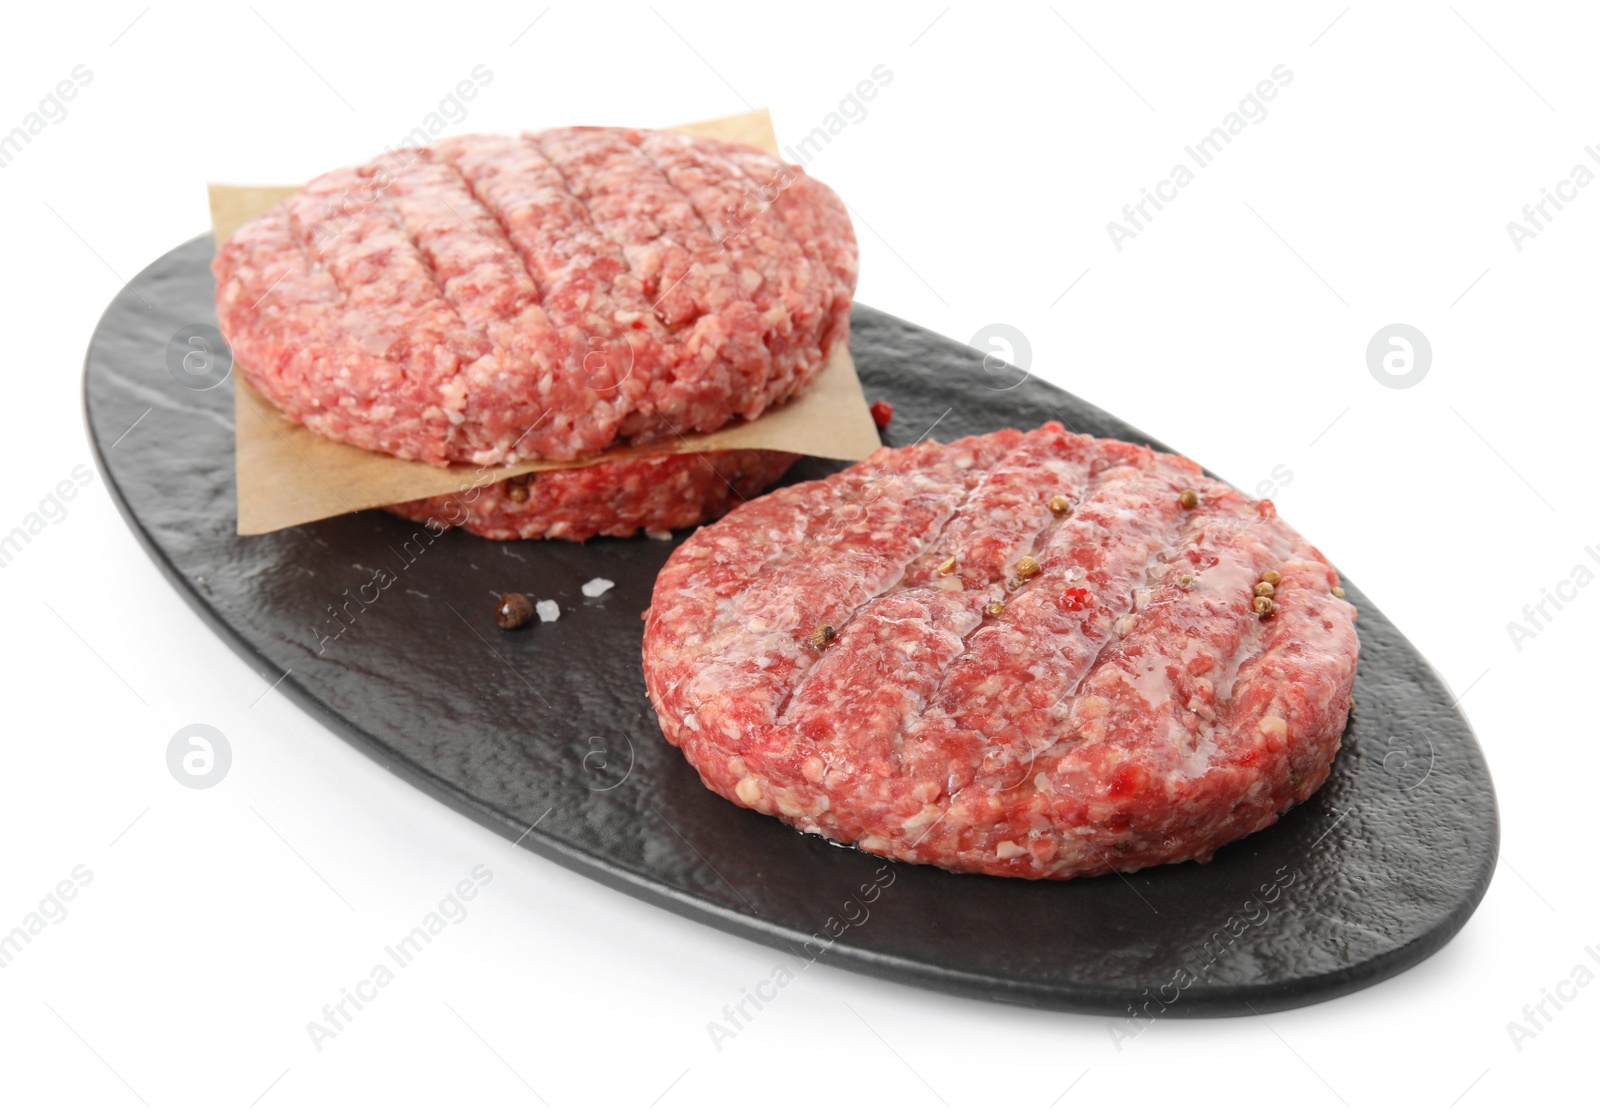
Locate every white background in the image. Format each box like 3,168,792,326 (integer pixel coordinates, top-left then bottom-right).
1,2,1594,1111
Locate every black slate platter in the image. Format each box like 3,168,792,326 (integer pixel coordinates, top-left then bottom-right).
85,235,1498,1016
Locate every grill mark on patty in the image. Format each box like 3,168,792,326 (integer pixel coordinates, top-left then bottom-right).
628,133,728,272
436,135,643,454
438,152,555,325
541,128,780,452
441,135,634,344
432,142,591,460
689,435,1207,803
773,428,1093,769
367,164,493,360
662,441,988,737
876,444,1190,786
542,127,721,327
633,135,790,361
1018,507,1216,799
373,153,566,461
624,133,770,438
282,171,471,382
1034,488,1316,831
282,184,356,302
519,132,633,342
531,129,662,331
765,436,1018,726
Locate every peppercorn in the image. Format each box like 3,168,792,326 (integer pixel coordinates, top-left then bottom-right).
810,623,836,650
937,556,958,575
506,477,530,503
1015,556,1041,580
985,601,1005,618
1252,596,1276,618
1259,569,1281,585
1061,586,1093,610
1048,495,1073,516
1331,585,1346,599
496,592,535,629
869,400,894,428
1179,489,1199,510
1254,582,1276,598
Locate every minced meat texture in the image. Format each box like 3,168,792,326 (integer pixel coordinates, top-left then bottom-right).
387,449,798,543
642,423,1359,880
213,129,857,467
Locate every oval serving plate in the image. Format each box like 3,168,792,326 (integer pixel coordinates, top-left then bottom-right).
84,235,1496,1016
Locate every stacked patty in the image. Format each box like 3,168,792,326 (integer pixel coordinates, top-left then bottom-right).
643,424,1359,880
212,127,856,537
388,449,798,543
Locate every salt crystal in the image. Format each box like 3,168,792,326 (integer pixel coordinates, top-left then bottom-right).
581,577,615,599
535,599,560,623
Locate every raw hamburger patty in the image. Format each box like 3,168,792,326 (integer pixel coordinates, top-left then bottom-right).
213,128,857,466
386,449,798,542
642,423,1359,880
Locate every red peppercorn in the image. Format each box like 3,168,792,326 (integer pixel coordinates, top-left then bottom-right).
1061,587,1093,611
870,400,894,428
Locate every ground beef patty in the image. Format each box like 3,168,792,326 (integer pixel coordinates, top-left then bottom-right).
642,423,1359,880
387,449,798,542
213,128,857,466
